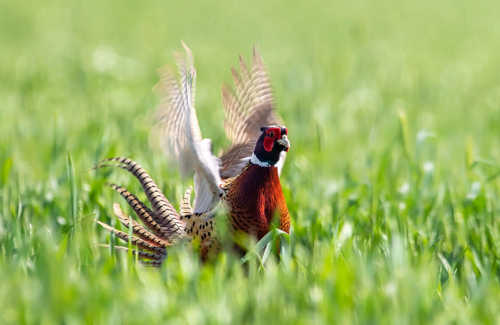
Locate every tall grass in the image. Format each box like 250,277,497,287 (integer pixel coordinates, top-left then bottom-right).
1,0,500,323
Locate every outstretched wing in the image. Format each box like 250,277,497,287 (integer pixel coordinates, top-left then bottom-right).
220,48,286,178
155,42,223,213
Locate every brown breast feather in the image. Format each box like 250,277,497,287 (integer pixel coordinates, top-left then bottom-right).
226,164,290,239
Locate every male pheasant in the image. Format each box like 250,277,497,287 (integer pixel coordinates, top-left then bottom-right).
95,43,290,265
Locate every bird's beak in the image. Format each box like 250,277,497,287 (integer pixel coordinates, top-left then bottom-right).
277,134,290,151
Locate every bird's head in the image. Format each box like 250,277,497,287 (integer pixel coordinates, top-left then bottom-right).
252,125,290,166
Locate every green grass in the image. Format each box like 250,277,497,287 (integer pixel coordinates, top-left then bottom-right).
2,0,500,323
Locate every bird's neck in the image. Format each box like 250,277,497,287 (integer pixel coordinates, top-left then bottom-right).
250,152,279,167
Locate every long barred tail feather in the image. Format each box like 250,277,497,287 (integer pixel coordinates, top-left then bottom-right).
111,246,165,260
112,203,171,247
107,183,176,241
95,157,185,242
95,205,169,267
97,245,164,267
94,157,191,267
95,220,167,255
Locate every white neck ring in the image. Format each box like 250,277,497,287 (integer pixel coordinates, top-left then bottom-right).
250,153,277,168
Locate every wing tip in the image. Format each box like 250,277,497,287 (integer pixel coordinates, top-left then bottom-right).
180,40,191,54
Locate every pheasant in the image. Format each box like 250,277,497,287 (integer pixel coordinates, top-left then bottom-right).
94,43,290,265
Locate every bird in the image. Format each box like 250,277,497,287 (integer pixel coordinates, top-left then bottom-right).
94,43,290,266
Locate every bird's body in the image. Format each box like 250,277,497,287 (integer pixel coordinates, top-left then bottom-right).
95,44,291,265
224,162,289,239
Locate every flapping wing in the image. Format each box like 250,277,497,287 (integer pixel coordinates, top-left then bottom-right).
155,42,223,213
220,48,286,178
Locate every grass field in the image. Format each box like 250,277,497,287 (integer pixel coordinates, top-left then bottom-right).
2,0,500,323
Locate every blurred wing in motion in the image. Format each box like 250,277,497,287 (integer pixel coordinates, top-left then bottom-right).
220,48,286,178
155,42,223,213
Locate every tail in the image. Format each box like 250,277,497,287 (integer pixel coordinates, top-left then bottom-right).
93,157,187,266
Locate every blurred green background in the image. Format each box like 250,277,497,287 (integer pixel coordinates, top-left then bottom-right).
1,0,500,323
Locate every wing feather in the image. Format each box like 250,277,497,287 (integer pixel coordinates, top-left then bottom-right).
220,48,286,178
155,42,223,213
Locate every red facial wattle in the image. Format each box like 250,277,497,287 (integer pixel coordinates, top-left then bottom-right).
263,137,274,152
263,127,281,152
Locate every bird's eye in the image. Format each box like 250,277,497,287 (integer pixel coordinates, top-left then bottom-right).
268,131,274,137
